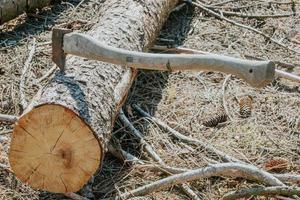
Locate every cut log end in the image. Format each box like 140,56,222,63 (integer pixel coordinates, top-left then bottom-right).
9,104,101,193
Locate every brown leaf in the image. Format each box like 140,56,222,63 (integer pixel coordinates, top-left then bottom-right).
264,158,289,172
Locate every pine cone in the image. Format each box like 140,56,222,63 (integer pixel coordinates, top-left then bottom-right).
239,95,253,118
203,112,228,127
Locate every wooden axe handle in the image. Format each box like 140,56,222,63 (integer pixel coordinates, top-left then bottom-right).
62,33,275,88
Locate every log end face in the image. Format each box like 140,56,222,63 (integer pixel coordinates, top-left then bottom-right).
9,104,101,193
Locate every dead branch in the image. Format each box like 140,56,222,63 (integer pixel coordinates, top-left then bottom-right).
137,163,300,185
187,0,300,54
274,174,300,184
108,142,145,165
119,109,201,200
0,129,13,135
0,113,18,123
256,0,296,5
210,0,237,6
64,193,89,200
37,65,57,83
223,186,300,200
20,38,36,110
108,142,300,186
0,163,13,173
132,104,243,163
119,109,163,163
222,75,233,121
218,11,295,19
117,163,284,199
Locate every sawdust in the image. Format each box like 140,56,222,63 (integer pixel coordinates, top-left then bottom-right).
0,0,300,199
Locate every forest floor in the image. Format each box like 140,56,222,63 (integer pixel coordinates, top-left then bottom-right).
0,0,299,199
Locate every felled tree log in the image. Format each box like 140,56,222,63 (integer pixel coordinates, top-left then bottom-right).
9,0,178,193
0,0,51,24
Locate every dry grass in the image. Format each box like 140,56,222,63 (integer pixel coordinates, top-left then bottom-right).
0,0,300,199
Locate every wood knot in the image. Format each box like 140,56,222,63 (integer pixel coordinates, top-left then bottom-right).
58,148,73,169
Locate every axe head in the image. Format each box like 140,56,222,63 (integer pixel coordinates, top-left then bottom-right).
52,28,72,71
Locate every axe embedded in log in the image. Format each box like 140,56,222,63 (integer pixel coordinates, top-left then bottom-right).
52,28,275,88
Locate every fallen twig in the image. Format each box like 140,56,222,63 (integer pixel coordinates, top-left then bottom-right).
274,174,300,184
119,109,201,200
119,109,163,163
218,11,295,19
210,0,237,6
0,163,13,173
64,192,89,200
108,140,145,165
20,38,36,110
187,0,300,54
137,163,300,185
117,163,284,199
37,65,57,83
223,186,300,200
0,113,18,123
108,143,300,186
0,129,13,135
132,104,243,163
222,75,234,121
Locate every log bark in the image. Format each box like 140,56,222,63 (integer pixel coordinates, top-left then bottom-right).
9,0,178,193
0,0,51,24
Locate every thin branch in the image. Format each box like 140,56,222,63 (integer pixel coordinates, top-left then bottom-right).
64,193,89,200
37,65,57,83
137,163,300,185
222,75,234,121
108,143,300,186
117,163,284,199
256,0,297,5
219,11,295,19
172,3,187,12
109,142,300,200
0,163,13,173
119,109,163,163
119,109,201,200
210,0,237,6
187,0,300,54
0,129,13,135
223,186,300,200
273,174,300,184
0,113,18,123
132,104,244,163
108,141,145,165
20,38,36,110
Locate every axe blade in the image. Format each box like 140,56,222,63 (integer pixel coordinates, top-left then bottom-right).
52,28,72,71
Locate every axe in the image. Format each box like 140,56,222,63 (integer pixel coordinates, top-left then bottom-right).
52,28,275,88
